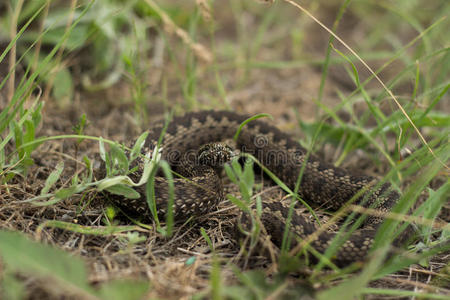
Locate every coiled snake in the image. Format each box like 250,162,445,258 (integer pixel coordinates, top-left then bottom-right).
110,110,408,265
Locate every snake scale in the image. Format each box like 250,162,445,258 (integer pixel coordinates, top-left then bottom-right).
109,110,408,265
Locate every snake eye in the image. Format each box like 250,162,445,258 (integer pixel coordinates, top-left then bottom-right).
201,144,211,151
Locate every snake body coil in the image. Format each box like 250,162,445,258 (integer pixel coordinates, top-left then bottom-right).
111,110,406,265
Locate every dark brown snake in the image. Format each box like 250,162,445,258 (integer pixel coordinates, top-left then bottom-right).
109,110,409,265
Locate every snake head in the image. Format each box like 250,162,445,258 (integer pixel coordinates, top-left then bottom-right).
198,143,236,172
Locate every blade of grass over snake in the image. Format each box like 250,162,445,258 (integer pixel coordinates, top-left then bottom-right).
240,153,321,226
374,142,450,249
281,118,326,254
159,160,175,237
233,113,273,141
145,112,172,233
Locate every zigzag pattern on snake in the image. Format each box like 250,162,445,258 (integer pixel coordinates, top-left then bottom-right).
109,110,408,265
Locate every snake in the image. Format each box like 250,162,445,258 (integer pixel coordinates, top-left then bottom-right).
108,110,409,265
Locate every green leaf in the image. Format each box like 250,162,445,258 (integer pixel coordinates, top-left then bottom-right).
52,67,74,105
375,241,450,279
23,119,36,149
31,101,43,129
99,137,107,162
72,114,88,144
124,232,146,244
231,159,242,177
1,271,26,300
420,183,450,242
0,231,94,296
54,185,80,200
159,160,175,237
38,220,140,236
299,120,365,148
200,227,214,252
210,255,222,300
137,147,158,186
106,184,140,199
98,280,150,300
225,270,314,299
83,155,93,182
226,194,250,213
238,181,251,201
13,121,24,158
0,138,5,167
233,113,273,141
110,143,129,174
317,246,390,300
40,161,64,195
22,25,90,51
224,163,238,184
242,160,255,197
185,256,196,266
97,176,133,191
129,131,149,163
105,206,118,222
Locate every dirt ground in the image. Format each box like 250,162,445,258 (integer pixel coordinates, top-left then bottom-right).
1,1,449,299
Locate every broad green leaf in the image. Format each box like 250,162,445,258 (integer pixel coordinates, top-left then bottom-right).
54,185,81,200
99,137,107,162
419,183,450,242
13,121,24,158
224,163,238,184
98,280,150,300
106,184,140,199
97,176,135,191
129,131,149,163
22,25,90,51
22,119,39,159
1,271,26,300
226,194,250,212
110,143,129,173
0,231,93,295
52,67,74,106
